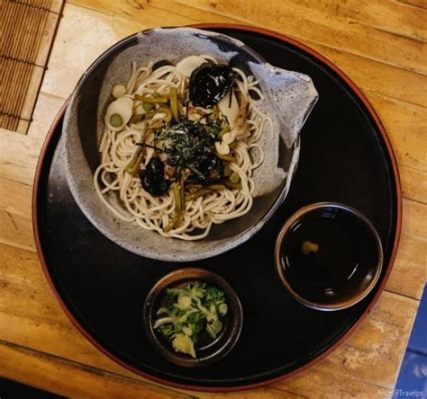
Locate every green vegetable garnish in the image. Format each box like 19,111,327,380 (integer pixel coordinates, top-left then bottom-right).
110,113,123,127
219,125,231,139
135,94,169,103
130,113,143,124
125,147,144,175
142,102,154,111
229,172,240,184
217,153,235,162
153,281,228,358
170,87,178,120
158,107,172,124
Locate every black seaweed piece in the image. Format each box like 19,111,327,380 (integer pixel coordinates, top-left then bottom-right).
189,63,234,107
139,158,170,196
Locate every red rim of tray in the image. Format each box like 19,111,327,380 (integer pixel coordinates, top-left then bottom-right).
32,23,402,392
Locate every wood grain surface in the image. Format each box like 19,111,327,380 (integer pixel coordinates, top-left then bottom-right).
0,1,426,397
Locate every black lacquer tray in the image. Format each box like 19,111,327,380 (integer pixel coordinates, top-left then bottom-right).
33,25,401,391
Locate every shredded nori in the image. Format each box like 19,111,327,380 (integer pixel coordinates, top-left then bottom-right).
155,117,224,184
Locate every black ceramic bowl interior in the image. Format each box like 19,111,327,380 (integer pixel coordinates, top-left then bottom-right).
143,268,243,367
275,202,383,311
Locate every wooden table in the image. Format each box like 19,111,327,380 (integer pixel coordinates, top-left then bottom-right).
1,1,426,397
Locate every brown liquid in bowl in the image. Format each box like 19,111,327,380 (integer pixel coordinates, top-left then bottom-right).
280,209,380,304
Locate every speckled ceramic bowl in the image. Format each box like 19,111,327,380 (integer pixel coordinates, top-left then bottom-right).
63,27,318,261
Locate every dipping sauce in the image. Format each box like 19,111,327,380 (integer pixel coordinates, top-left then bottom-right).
276,204,383,309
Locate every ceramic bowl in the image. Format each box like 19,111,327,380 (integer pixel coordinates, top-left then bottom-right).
143,268,243,367
63,27,318,261
275,202,384,311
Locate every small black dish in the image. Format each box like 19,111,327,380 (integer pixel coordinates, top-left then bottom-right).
275,202,383,311
143,268,243,367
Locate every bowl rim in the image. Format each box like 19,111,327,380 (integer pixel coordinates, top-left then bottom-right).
274,202,384,311
143,267,243,367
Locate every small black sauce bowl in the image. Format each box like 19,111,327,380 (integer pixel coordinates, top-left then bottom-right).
143,268,243,367
275,202,383,311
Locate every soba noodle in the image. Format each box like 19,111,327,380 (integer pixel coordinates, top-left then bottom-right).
94,56,272,240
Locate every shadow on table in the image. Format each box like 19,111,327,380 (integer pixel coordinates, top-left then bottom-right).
0,377,64,398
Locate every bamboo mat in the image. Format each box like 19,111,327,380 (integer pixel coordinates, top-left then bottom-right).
0,0,64,134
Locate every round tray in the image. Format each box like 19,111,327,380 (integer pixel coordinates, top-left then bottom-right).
33,25,401,391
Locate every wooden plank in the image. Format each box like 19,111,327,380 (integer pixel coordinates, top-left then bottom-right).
70,0,238,24
366,93,427,173
40,3,145,99
0,92,64,187
0,341,195,399
403,198,427,239
0,207,34,251
312,44,427,108
50,0,65,14
285,0,427,42
72,0,427,50
276,369,391,399
176,0,427,75
0,128,40,191
400,166,427,205
397,0,427,9
0,131,42,186
194,386,312,399
386,232,427,300
195,373,392,399
26,92,65,141
16,119,30,135
0,177,32,219
0,93,63,251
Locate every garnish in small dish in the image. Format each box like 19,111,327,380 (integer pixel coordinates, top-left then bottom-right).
154,281,228,358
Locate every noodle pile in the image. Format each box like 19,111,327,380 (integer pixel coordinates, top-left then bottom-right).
94,55,272,240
